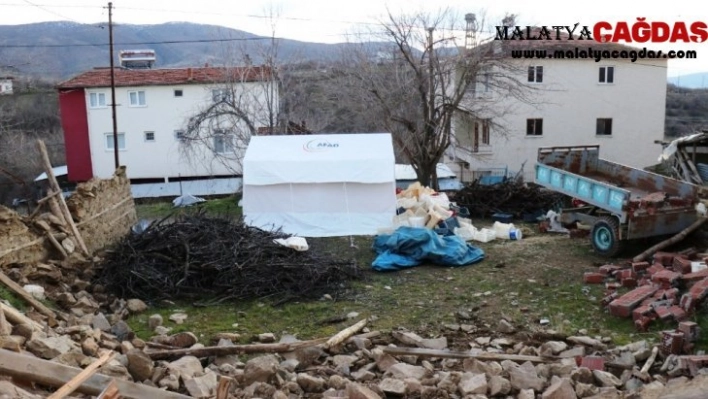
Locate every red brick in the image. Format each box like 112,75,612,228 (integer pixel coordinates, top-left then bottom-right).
637,276,652,287
580,356,605,371
680,293,694,313
653,252,677,267
631,261,651,273
654,305,673,321
609,285,659,318
632,305,654,321
605,282,622,290
647,263,666,276
689,278,708,301
679,321,700,342
583,272,606,284
683,268,708,282
651,270,682,286
673,257,692,274
618,269,636,281
601,292,618,307
599,264,622,275
661,331,685,355
635,316,653,332
665,288,680,300
670,306,688,322
678,247,698,259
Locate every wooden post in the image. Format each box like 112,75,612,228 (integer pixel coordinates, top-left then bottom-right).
47,351,116,399
0,270,57,320
215,377,232,399
36,140,90,257
633,217,708,262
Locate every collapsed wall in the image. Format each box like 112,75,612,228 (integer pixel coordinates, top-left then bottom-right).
0,168,136,266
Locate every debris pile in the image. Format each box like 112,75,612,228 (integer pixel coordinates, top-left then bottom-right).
96,213,363,304
585,249,708,333
456,180,564,219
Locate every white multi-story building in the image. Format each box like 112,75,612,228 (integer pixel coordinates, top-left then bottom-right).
0,77,13,95
57,66,276,197
448,45,667,183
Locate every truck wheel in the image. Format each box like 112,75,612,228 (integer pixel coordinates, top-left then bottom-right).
591,216,623,257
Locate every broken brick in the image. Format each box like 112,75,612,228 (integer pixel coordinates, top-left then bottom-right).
599,264,622,275
651,270,682,286
635,316,653,332
660,331,685,356
605,282,622,290
679,321,700,342
680,293,694,313
646,263,666,276
609,285,659,318
601,292,618,307
654,305,673,321
670,306,688,322
618,269,637,282
665,288,680,300
580,356,605,371
632,305,654,321
683,268,708,282
583,272,606,284
689,278,708,301
622,278,637,288
653,252,676,267
673,257,692,274
631,261,651,273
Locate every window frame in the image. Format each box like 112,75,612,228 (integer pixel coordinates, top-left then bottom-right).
526,118,543,136
104,132,126,150
528,65,543,83
213,130,235,154
89,92,107,109
211,88,233,103
596,118,613,136
174,130,186,142
599,66,615,84
128,90,147,107
174,89,183,97
144,131,156,142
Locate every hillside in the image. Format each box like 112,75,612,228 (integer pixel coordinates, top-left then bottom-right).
0,21,380,80
668,72,708,89
665,84,708,136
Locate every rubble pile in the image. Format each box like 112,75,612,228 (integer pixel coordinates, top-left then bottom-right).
95,213,363,304
584,249,708,333
455,180,564,219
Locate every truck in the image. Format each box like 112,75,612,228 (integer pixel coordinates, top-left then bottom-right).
535,145,700,257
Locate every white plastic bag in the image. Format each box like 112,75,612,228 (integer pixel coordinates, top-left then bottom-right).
273,237,309,251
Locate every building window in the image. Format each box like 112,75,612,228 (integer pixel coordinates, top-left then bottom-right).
471,119,491,152
175,130,186,141
144,131,155,142
213,130,234,153
596,118,613,135
599,66,614,84
528,66,543,83
128,90,146,107
526,118,543,136
105,133,125,150
174,89,183,97
212,88,232,103
89,92,107,108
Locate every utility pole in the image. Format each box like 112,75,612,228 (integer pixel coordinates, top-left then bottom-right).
108,2,119,169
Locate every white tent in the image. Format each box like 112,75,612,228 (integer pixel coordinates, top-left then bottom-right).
243,133,397,237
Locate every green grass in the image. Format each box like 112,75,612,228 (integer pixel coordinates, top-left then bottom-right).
124,215,707,348
136,196,241,220
0,286,26,311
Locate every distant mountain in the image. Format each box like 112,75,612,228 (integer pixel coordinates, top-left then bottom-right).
0,21,388,81
668,73,708,89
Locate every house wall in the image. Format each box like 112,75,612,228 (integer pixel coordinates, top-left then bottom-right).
82,81,274,180
451,58,667,181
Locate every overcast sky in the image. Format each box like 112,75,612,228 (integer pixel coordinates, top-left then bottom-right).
1,0,706,77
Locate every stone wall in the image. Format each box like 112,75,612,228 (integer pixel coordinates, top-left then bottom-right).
0,168,136,266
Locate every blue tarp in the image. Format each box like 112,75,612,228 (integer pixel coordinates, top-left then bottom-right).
372,226,485,271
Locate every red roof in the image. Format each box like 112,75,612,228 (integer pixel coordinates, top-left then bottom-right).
57,66,272,89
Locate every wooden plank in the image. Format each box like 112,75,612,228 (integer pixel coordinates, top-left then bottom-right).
382,347,555,363
0,302,44,331
36,139,90,257
0,270,56,320
97,380,121,399
215,376,232,399
0,349,191,399
47,351,116,399
324,319,367,349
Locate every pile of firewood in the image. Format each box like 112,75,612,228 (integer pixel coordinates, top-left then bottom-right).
455,180,565,218
95,213,364,304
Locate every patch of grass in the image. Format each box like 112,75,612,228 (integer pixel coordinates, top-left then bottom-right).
0,285,26,311
136,196,241,220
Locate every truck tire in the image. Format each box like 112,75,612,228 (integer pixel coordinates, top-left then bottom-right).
591,216,624,257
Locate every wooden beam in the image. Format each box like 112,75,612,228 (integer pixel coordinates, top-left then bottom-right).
36,139,90,257
633,217,708,262
0,302,44,331
382,347,556,363
97,380,121,399
0,349,190,399
215,376,232,399
324,319,367,349
146,340,323,361
0,270,57,320
47,351,116,399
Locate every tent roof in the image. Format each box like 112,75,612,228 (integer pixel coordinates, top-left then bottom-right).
244,133,395,185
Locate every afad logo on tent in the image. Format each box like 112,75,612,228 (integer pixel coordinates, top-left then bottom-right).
303,139,339,152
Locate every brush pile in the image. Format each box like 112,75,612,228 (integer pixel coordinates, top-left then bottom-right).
455,180,565,218
95,214,363,304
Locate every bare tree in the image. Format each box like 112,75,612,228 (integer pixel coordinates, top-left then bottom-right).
341,9,534,188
